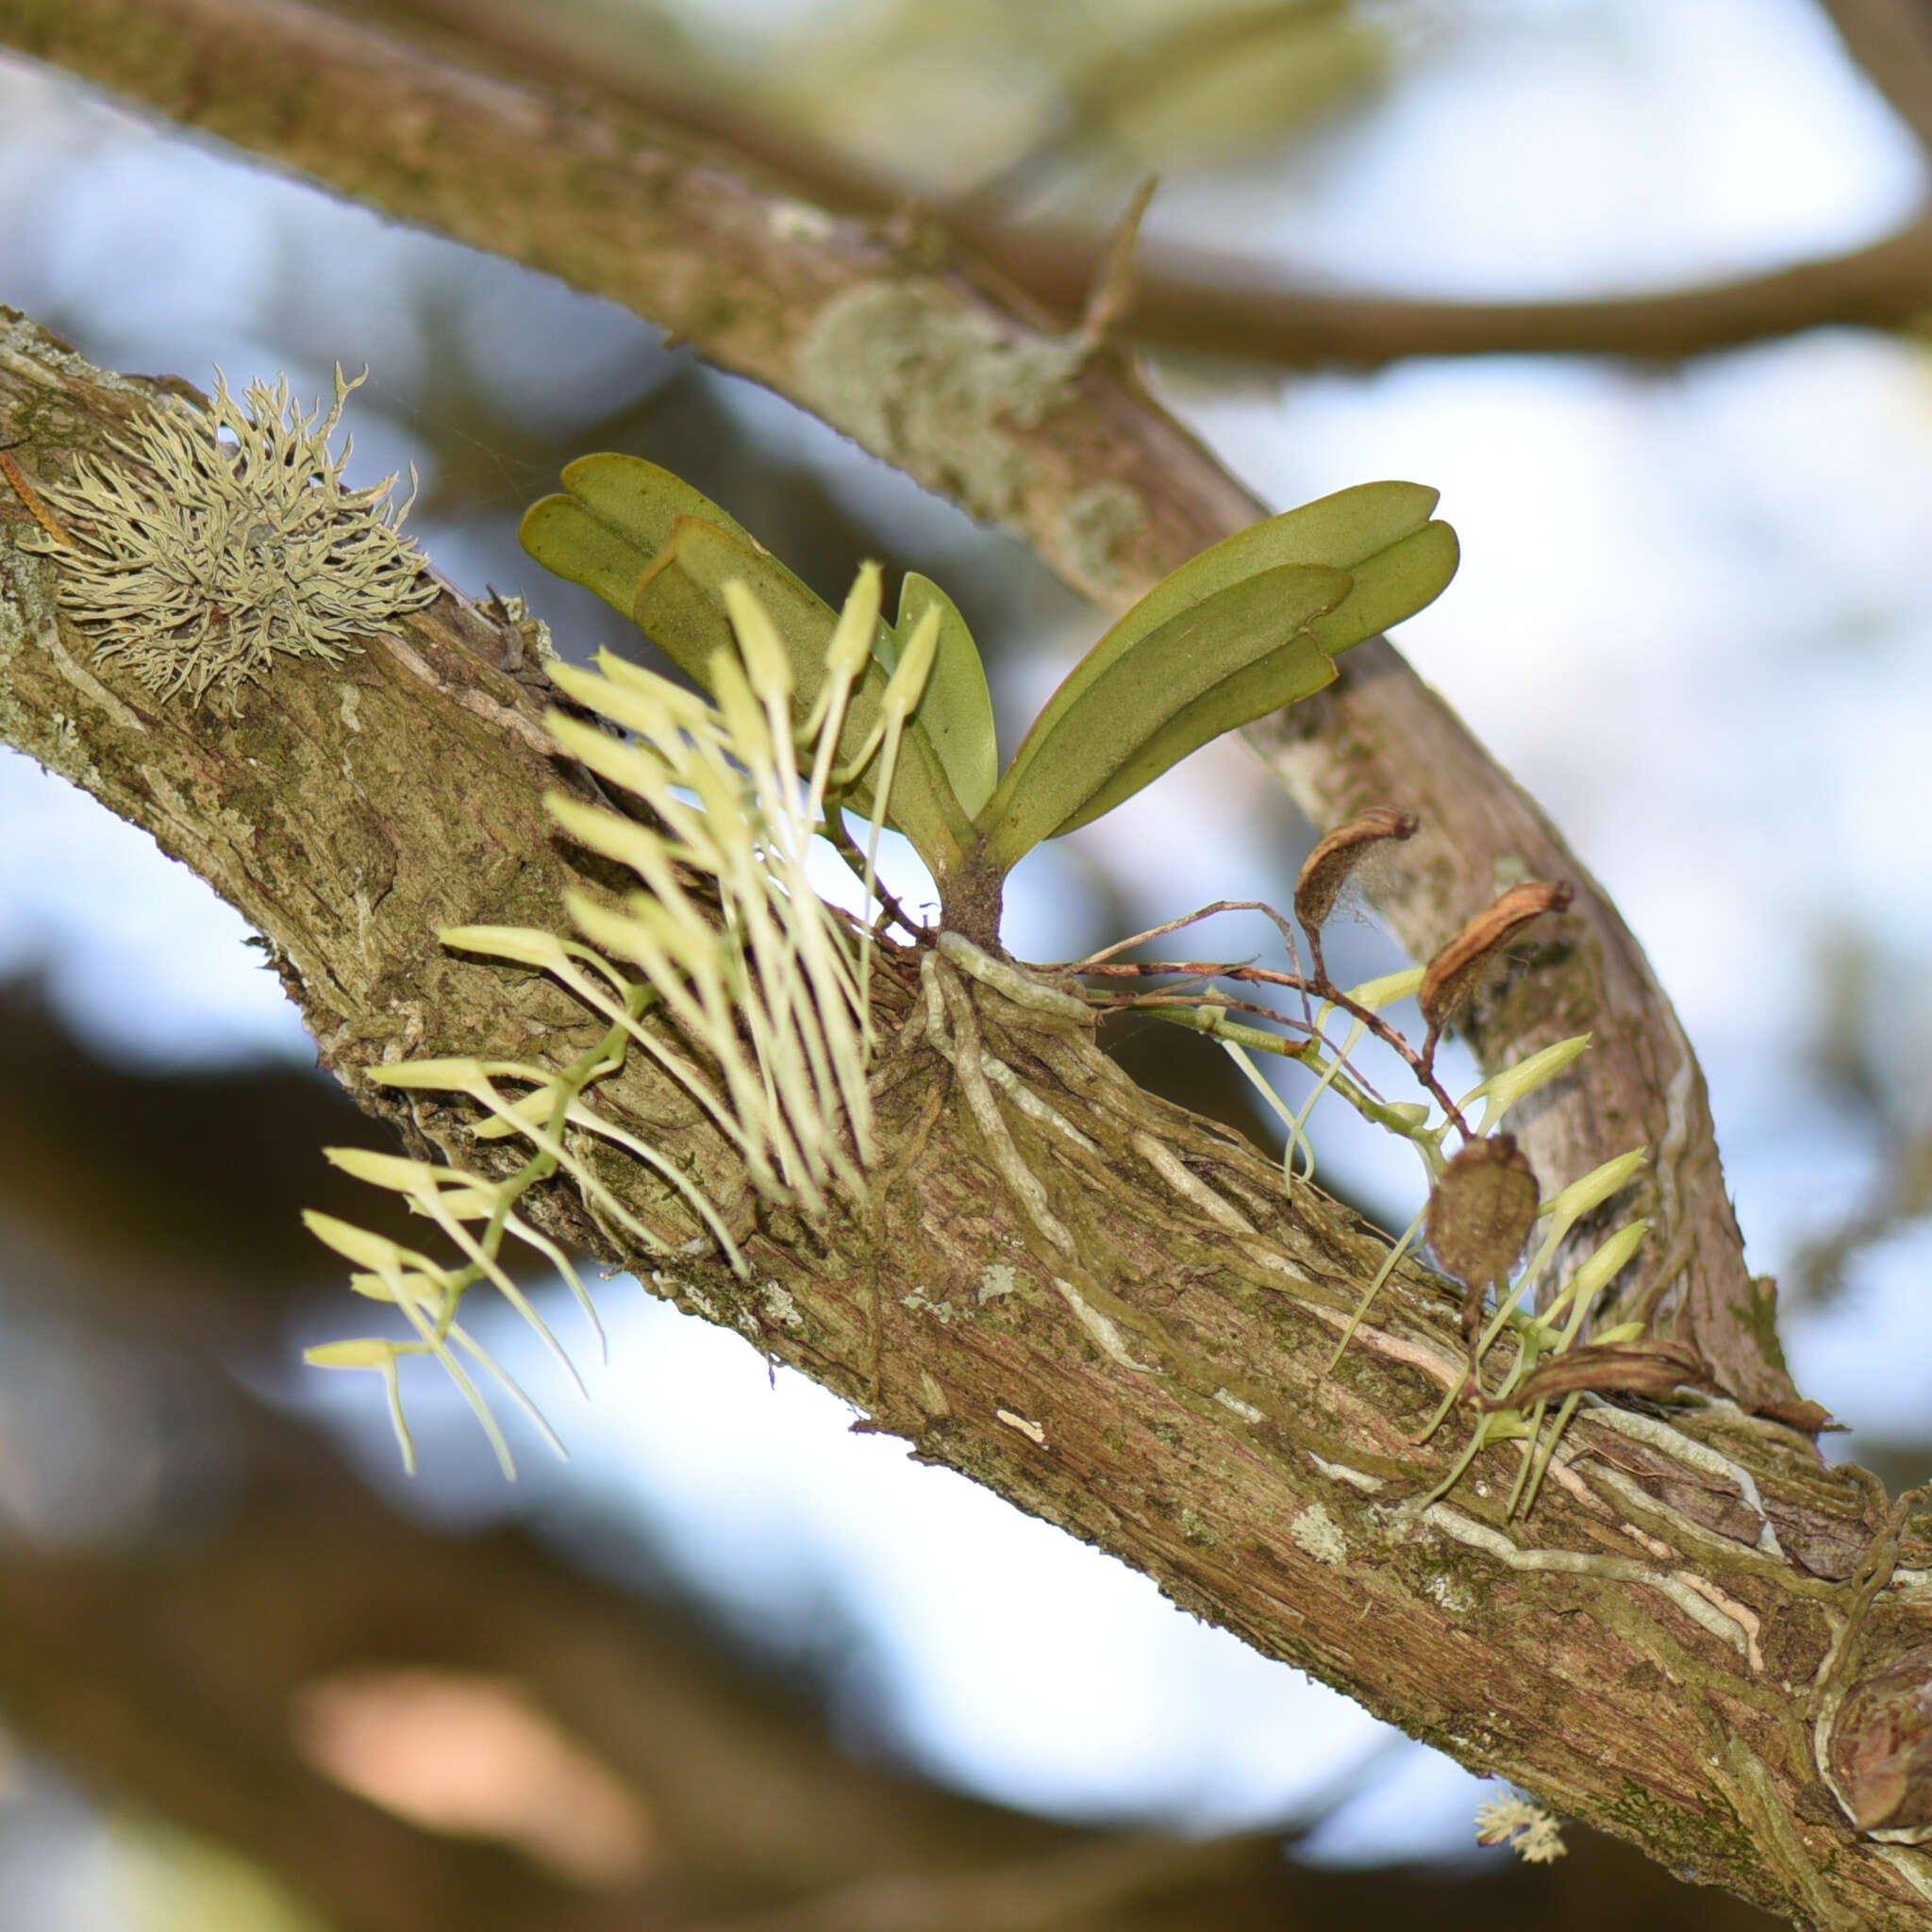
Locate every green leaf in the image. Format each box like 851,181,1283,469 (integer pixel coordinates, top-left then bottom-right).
519,457,975,879
895,574,998,819
635,513,843,696
518,454,759,622
1038,482,1441,719
523,458,863,707
981,561,1352,868
1048,629,1337,837
1304,519,1460,657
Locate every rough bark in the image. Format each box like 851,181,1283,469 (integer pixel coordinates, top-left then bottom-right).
5,315,1931,1927
0,0,1810,1421
0,984,1788,1932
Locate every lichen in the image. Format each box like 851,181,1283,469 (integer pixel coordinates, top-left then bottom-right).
792,280,1077,529
1290,1502,1349,1568
1180,1507,1222,1548
1053,479,1145,597
977,1262,1018,1304
24,366,436,713
0,307,149,398
758,1282,805,1331
1474,1792,1568,1863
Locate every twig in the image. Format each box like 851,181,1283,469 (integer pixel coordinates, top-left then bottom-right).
1078,955,1470,1136
1074,175,1158,360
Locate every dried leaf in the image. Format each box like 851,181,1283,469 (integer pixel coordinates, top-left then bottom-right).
1828,1644,1932,1831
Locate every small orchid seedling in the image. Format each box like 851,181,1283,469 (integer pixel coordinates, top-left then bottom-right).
312,451,1659,1498
519,454,1459,948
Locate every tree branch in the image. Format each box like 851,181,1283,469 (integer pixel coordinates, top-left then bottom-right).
0,1407,1786,1932
255,0,1932,370
1000,218,1932,367
0,0,1816,1420
1816,0,1932,161
4,312,1929,1928
0,991,1788,1930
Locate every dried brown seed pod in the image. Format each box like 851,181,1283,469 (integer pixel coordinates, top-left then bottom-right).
1426,1133,1540,1341
1294,808,1419,977
1480,1336,1711,1410
1827,1646,1932,1835
1419,880,1573,1058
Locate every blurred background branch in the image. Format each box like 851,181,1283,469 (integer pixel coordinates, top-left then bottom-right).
323,0,1932,368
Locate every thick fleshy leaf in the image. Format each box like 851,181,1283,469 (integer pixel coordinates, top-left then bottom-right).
522,458,871,708
895,573,998,819
1022,483,1440,741
1304,519,1459,656
634,514,845,695
1079,519,1462,836
1048,629,1337,838
981,561,1351,867
518,454,759,621
519,492,653,615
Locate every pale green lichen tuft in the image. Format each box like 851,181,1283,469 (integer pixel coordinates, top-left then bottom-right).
1474,1792,1568,1863
25,366,436,712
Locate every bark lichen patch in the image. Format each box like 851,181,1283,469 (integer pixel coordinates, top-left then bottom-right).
1291,1501,1350,1568
24,366,436,713
0,308,149,402
977,1261,1018,1304
758,1281,805,1331
1053,479,1146,597
792,280,1078,529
